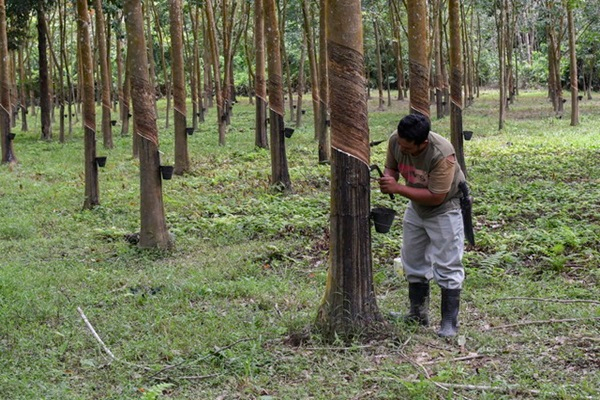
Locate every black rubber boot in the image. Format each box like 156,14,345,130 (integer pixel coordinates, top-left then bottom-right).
438,288,461,337
391,282,430,326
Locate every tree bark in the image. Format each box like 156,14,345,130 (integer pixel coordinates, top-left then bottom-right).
317,0,330,163
0,0,15,164
124,0,172,250
264,0,291,192
38,6,52,140
77,0,99,209
169,0,189,175
316,0,383,341
205,0,227,146
93,0,113,149
566,1,578,126
254,0,268,149
301,0,321,147
407,0,430,117
449,0,466,176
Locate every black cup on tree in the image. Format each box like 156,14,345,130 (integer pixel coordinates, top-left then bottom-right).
160,165,174,180
95,156,107,167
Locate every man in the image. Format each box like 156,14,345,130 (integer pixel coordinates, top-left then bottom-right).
379,113,465,337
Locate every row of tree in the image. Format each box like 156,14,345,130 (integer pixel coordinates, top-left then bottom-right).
0,0,595,338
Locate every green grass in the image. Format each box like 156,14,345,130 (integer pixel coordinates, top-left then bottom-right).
0,90,598,399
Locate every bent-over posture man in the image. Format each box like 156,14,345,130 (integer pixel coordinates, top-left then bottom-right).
379,113,466,337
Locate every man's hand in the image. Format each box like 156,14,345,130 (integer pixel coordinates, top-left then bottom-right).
379,175,402,195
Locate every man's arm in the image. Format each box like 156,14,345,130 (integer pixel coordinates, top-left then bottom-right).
380,168,447,207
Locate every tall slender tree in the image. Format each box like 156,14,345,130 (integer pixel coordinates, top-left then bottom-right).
205,0,226,145
316,0,383,340
264,0,291,191
254,0,268,149
407,0,430,116
449,0,466,175
0,0,15,164
566,0,578,126
124,0,172,249
317,0,330,163
38,4,52,140
93,0,113,149
77,0,99,209
169,0,189,174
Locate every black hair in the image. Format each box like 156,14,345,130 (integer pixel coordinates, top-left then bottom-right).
397,113,431,145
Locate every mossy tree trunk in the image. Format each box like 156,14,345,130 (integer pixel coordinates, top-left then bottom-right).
316,0,383,341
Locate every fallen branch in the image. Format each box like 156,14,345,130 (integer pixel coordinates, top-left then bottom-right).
77,306,116,360
77,306,151,371
175,373,220,380
486,316,600,331
421,354,484,365
489,297,600,305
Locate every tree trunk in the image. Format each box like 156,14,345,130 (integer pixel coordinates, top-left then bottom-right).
254,0,268,149
316,0,383,341
152,2,171,129
301,0,321,147
373,19,385,111
18,46,27,132
77,0,99,209
390,0,405,101
449,0,466,176
566,2,578,126
205,0,227,145
38,6,52,140
93,0,113,149
317,0,330,164
170,0,189,175
295,34,307,127
433,0,443,119
496,1,506,130
264,0,291,192
407,0,430,117
0,0,15,164
124,0,172,250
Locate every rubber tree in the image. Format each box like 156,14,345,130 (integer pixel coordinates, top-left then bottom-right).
566,0,578,126
254,0,268,149
264,0,291,192
301,0,320,148
38,2,52,140
407,0,430,117
316,0,383,341
0,0,16,164
317,0,330,164
76,0,99,209
204,0,226,145
93,0,113,149
123,0,172,250
449,0,466,176
169,0,189,175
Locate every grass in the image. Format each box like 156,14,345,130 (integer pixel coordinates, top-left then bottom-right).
0,90,598,399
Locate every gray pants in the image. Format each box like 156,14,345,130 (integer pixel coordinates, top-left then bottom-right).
401,205,465,290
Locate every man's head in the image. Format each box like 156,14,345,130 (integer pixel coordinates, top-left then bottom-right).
397,113,431,156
